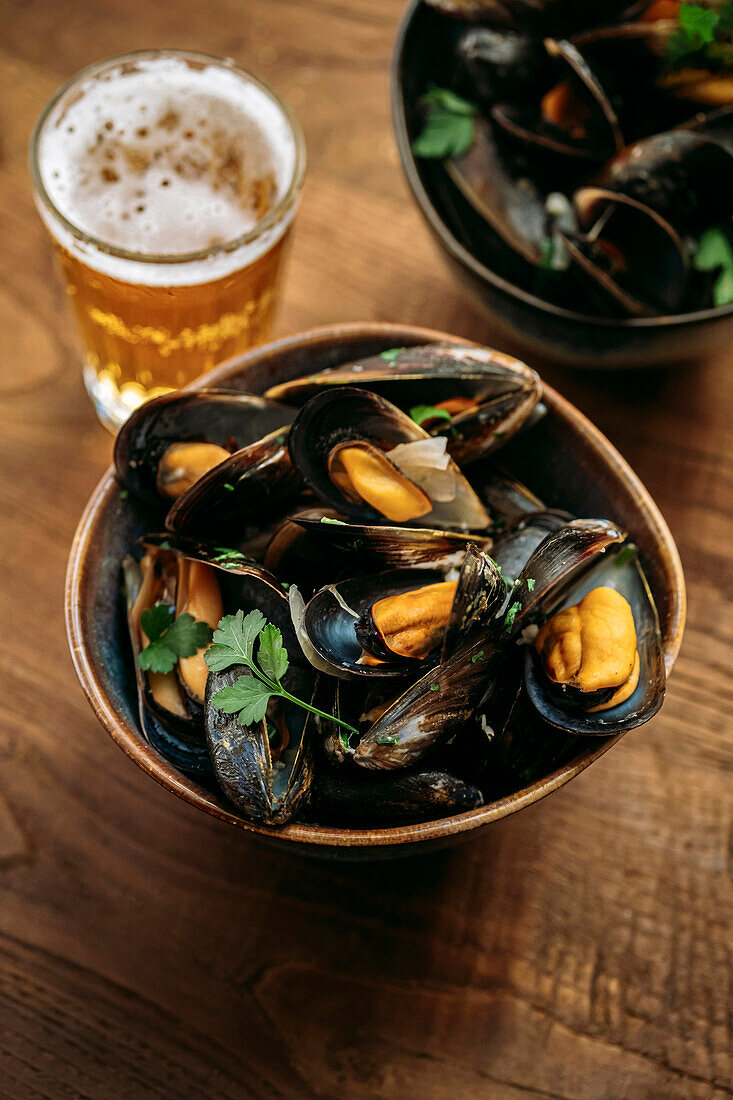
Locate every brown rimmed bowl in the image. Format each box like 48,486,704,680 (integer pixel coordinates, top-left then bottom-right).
391,0,733,369
66,322,686,859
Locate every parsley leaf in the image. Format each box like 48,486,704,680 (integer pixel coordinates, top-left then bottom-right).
471,650,485,664
258,623,289,683
680,3,719,45
212,674,272,726
320,516,347,525
410,404,452,427
140,603,174,643
694,227,733,306
412,86,477,160
503,600,521,633
137,607,213,674
429,682,441,692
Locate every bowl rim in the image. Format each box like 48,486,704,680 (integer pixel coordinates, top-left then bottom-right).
65,321,686,849
390,0,733,331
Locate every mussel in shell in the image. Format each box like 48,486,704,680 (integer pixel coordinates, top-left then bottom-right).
524,544,665,734
563,188,688,316
114,390,295,505
311,768,483,824
288,387,490,530
268,344,541,467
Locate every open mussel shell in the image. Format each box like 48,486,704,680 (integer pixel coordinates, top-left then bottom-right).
122,553,213,779
524,545,665,735
491,509,572,583
266,344,541,466
292,508,492,570
562,188,688,317
288,387,490,530
114,390,296,505
303,544,503,681
311,767,483,825
165,428,301,545
491,38,624,162
205,667,316,824
142,532,273,579
303,568,447,679
592,131,733,232
446,117,548,265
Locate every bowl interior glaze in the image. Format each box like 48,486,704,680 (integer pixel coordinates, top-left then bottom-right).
66,323,685,858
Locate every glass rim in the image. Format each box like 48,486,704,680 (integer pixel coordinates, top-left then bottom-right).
29,48,307,267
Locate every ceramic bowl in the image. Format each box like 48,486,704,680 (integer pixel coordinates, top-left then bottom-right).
66,322,685,859
391,0,733,368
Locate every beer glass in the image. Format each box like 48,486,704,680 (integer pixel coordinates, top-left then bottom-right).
30,51,305,430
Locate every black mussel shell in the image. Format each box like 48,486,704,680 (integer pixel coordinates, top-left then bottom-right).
291,508,493,570
563,188,688,317
491,510,572,583
288,387,490,530
455,27,552,107
165,428,301,545
310,768,483,825
304,568,447,678
114,390,296,505
205,666,316,824
472,466,547,527
267,343,541,467
491,38,624,163
524,545,665,736
446,118,549,265
592,131,733,233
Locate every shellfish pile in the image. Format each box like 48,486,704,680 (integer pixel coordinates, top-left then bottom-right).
413,0,733,317
115,344,665,827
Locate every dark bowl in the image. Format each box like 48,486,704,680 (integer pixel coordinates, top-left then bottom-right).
391,0,733,368
66,323,686,859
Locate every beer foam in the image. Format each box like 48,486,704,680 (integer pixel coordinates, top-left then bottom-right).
36,56,300,285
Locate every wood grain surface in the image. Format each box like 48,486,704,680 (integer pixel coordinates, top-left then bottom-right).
0,1,731,1097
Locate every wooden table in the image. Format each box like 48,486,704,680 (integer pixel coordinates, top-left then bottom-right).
1,2,731,1097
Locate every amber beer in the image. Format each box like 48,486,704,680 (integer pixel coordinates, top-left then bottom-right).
30,51,305,429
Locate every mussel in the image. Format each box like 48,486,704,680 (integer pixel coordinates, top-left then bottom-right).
165,427,301,545
562,188,688,316
268,344,541,467
114,390,295,505
203,573,316,824
301,543,501,679
524,543,665,734
311,768,483,824
288,387,490,530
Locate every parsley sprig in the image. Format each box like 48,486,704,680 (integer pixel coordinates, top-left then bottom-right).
412,86,477,159
667,2,733,66
205,610,359,738
137,606,214,674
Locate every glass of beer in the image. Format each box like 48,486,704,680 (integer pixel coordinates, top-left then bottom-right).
30,50,305,430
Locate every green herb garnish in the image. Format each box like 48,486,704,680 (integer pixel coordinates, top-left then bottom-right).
375,734,400,745
487,556,511,588
429,682,441,692
410,404,452,427
119,488,129,500
205,610,359,737
526,577,535,592
667,2,733,66
158,540,171,551
694,227,733,306
380,347,406,363
211,546,248,569
320,516,347,526
223,483,235,492
471,650,485,664
412,85,477,159
137,606,214,674
614,543,638,568
503,600,521,633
